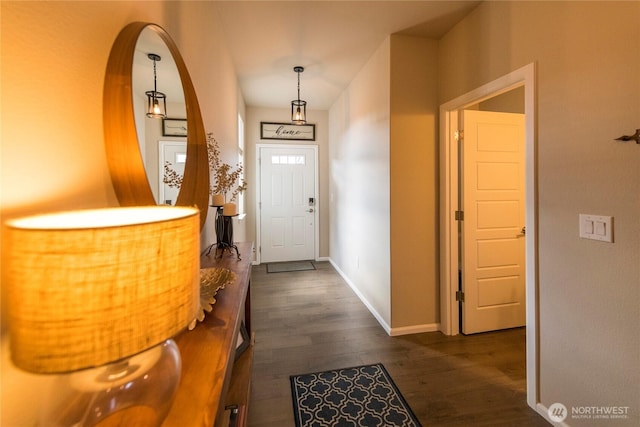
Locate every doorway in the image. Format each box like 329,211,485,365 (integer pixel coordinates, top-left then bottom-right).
439,63,538,409
256,144,319,264
159,140,186,205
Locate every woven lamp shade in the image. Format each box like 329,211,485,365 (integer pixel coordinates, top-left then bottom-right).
5,206,200,374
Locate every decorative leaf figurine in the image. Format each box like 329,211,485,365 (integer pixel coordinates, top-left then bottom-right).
188,267,236,330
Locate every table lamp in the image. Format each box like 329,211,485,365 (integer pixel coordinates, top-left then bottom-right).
4,206,200,426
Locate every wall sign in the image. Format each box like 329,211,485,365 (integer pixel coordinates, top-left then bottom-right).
162,118,187,137
260,122,315,141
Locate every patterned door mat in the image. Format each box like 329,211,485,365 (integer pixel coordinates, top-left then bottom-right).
290,363,422,427
266,261,316,273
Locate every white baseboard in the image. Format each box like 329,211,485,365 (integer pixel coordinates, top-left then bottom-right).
328,258,392,335
328,259,440,337
389,323,440,336
315,256,330,262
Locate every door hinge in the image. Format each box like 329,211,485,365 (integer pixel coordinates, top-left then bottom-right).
456,290,465,302
455,210,464,221
454,130,464,142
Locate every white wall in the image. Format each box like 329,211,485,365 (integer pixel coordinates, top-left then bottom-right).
142,100,187,202
389,35,439,331
245,106,330,262
329,38,392,327
1,2,243,424
439,1,639,424
176,3,246,248
328,35,440,334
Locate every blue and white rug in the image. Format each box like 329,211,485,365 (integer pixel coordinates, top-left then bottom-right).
290,363,422,427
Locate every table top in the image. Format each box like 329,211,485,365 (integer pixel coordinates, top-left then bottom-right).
162,242,253,427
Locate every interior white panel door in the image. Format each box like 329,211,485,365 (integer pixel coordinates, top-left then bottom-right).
260,146,316,263
462,110,526,334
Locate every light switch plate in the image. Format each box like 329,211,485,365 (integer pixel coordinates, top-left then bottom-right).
579,214,613,243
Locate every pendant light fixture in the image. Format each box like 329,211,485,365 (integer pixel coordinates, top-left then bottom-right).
291,66,307,125
145,53,167,118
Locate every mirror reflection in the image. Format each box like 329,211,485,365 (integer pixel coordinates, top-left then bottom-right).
132,28,186,205
104,22,209,229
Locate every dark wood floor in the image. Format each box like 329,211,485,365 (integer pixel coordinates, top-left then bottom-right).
248,261,548,427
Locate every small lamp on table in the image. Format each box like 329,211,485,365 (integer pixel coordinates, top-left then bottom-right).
4,206,200,426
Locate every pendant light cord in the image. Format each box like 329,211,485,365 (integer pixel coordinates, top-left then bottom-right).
297,70,301,103
153,58,158,96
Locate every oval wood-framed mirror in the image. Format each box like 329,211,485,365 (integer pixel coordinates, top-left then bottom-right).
103,22,209,229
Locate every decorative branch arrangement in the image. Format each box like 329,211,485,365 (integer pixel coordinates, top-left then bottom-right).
163,162,183,189
163,133,247,202
206,133,247,202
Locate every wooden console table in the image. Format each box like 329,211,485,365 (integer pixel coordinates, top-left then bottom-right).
163,242,253,427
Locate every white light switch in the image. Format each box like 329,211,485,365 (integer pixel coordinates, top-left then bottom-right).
579,214,613,242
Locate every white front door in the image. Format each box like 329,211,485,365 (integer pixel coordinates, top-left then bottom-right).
259,146,317,263
159,141,187,205
461,110,526,334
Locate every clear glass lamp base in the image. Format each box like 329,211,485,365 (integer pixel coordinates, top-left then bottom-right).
40,339,181,427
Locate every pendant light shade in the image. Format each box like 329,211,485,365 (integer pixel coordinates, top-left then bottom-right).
146,53,167,118
291,66,307,125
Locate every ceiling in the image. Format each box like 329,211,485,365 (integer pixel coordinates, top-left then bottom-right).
213,0,482,110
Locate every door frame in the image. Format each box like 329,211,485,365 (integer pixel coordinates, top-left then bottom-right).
438,63,538,409
255,143,319,265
